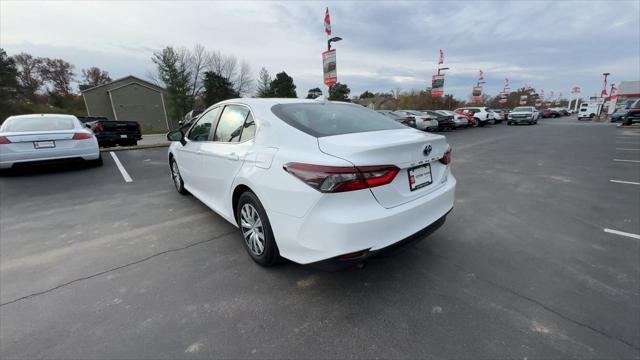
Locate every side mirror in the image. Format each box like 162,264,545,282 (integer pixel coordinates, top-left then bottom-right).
167,130,186,145
85,123,91,128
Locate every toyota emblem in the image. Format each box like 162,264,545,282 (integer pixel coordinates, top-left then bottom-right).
423,145,432,156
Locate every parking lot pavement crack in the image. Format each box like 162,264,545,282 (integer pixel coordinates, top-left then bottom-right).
0,230,237,307
431,253,640,352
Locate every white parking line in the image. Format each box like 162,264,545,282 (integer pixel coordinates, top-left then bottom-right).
613,159,640,163
616,148,640,151
110,152,133,183
610,180,640,185
604,228,640,240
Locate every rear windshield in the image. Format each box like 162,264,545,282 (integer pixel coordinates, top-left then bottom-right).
271,103,405,137
2,116,76,132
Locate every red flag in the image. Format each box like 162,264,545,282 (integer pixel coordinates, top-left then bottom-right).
438,49,444,65
324,8,331,36
479,69,484,80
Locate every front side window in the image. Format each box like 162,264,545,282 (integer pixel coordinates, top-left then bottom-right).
214,105,250,142
187,107,220,141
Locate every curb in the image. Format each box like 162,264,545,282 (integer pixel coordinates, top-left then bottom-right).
100,143,169,152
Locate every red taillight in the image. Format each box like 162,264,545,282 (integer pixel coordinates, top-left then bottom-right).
339,250,367,260
95,122,104,132
0,136,11,144
283,163,399,193
440,148,452,165
72,132,93,140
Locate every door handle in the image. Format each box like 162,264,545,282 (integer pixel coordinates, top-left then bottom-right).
226,152,239,161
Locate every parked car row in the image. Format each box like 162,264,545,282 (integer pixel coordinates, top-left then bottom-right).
377,106,507,132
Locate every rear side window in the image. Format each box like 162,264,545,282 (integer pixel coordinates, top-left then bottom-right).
271,103,405,137
239,113,256,142
214,105,250,142
2,116,75,132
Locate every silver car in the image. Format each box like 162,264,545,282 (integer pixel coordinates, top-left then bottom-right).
0,114,101,169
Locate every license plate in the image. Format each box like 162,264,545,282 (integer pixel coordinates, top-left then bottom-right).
120,134,128,138
34,140,55,149
408,163,433,191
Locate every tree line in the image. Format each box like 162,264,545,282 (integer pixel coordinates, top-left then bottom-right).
0,48,115,121
152,44,353,122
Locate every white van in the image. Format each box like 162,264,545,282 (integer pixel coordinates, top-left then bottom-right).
578,102,602,121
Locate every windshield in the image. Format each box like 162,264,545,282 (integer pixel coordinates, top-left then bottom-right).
513,107,533,112
1,116,76,132
271,103,406,137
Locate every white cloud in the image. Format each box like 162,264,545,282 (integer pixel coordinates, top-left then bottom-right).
1,0,638,99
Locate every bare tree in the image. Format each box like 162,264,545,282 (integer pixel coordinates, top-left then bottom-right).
205,50,252,96
38,58,75,96
13,53,43,99
81,67,112,87
184,44,208,108
235,60,253,96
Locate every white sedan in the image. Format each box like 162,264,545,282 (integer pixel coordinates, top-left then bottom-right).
0,114,101,169
167,98,456,267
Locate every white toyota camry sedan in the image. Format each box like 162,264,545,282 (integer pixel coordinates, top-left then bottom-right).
167,98,456,267
0,114,101,170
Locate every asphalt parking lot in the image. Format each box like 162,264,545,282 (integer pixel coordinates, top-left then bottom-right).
1,116,639,359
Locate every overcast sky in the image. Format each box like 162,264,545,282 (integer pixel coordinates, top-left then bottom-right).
1,1,639,100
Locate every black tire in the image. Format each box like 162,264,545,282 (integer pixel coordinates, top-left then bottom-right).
623,118,633,126
88,154,103,167
169,156,188,195
236,191,280,266
123,140,137,146
473,118,480,127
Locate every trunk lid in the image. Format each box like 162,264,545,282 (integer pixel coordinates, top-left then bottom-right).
317,128,450,208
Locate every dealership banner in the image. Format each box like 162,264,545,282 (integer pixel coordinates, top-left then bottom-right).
472,86,482,102
322,49,337,87
519,95,528,105
432,74,444,97
535,98,542,108
499,91,508,105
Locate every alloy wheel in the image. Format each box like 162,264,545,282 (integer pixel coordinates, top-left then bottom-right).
171,160,181,189
240,203,265,256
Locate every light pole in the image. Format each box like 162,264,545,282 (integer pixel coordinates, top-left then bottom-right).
327,36,342,51
601,72,610,97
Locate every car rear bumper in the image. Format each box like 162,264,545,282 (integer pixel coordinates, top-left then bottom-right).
268,174,456,264
0,148,100,169
96,133,142,143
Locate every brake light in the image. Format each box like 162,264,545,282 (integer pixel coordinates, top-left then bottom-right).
95,122,104,132
440,148,452,165
0,136,11,144
72,133,94,140
283,163,399,193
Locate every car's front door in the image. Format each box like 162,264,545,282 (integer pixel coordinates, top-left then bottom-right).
199,104,256,215
174,107,221,195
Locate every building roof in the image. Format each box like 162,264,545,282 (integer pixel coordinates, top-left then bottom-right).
617,81,640,96
80,75,165,93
